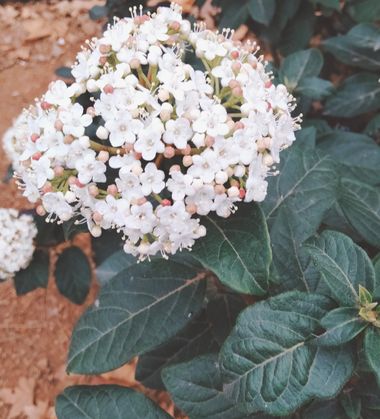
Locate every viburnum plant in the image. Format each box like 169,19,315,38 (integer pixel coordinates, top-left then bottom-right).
2,0,380,418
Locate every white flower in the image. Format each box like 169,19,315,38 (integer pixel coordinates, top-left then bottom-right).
31,155,54,188
105,111,144,146
193,104,229,137
140,163,165,195
134,118,165,161
8,4,299,260
167,171,194,201
75,150,107,184
45,80,77,107
42,192,74,221
163,118,193,149
125,202,156,234
60,103,92,137
0,209,37,280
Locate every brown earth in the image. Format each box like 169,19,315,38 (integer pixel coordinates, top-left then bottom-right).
0,2,183,418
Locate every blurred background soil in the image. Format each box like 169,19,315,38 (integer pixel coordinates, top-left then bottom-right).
0,1,182,418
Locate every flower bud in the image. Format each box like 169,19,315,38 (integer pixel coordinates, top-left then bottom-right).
228,186,240,198
91,225,102,237
215,170,228,185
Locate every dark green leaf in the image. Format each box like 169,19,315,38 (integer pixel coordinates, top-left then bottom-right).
89,5,108,20
306,230,375,306
296,77,335,100
14,250,49,295
295,126,317,148
163,354,266,419
348,23,380,50
136,311,217,390
323,32,380,71
270,204,326,293
324,73,380,117
92,229,123,265
318,131,380,185
310,0,341,10
262,145,338,227
374,255,380,299
247,0,275,25
347,0,380,23
270,0,300,32
218,0,248,29
280,49,323,91
315,307,367,346
96,250,135,286
220,291,354,416
207,294,246,345
365,114,380,137
2,164,13,183
364,327,380,385
339,178,380,247
55,66,74,80
278,3,316,55
340,392,361,419
192,204,271,295
56,385,170,419
67,259,206,374
301,398,347,419
55,247,91,305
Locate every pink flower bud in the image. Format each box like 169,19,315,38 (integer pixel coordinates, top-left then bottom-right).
97,150,109,162
32,152,42,161
103,84,114,94
164,146,175,158
107,184,118,196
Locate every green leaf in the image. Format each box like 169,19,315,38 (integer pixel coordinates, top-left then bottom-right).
270,205,326,293
96,250,135,286
278,3,316,55
136,311,217,390
207,294,246,345
220,291,354,416
347,0,380,23
315,307,367,346
348,23,380,50
339,178,380,248
92,229,123,265
34,216,64,246
364,327,380,385
191,204,271,296
295,126,317,148
324,73,380,117
374,256,380,299
340,392,361,419
262,145,338,227
310,0,341,10
89,5,108,20
247,0,275,25
301,398,347,419
55,247,91,305
270,0,300,32
67,259,206,374
14,250,49,295
365,114,380,137
163,354,268,419
218,0,248,29
323,23,380,70
318,131,380,185
280,49,323,91
296,77,335,100
306,230,375,306
359,284,373,305
56,385,170,419
2,164,13,183
55,66,74,80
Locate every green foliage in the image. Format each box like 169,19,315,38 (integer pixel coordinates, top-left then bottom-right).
67,258,206,374
55,385,171,418
14,250,49,295
191,204,272,295
55,246,91,305
49,0,380,416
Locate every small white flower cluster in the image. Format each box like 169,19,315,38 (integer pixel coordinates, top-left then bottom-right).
6,4,300,259
0,209,37,280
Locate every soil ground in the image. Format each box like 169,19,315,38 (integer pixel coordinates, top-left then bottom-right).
0,2,182,418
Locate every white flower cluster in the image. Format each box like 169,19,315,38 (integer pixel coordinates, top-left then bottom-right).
6,4,300,259
0,209,37,280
